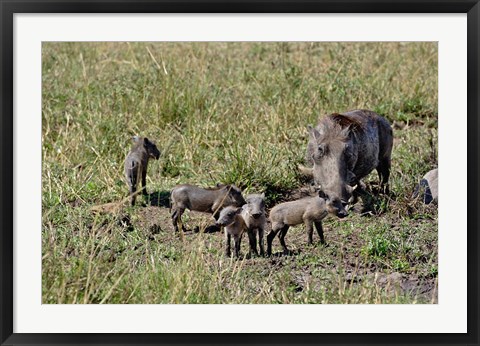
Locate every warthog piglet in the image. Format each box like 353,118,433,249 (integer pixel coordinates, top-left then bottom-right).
241,193,267,257
216,206,246,258
170,183,246,233
267,193,331,256
124,136,160,206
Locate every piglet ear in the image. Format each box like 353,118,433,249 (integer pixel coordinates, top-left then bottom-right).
143,137,150,147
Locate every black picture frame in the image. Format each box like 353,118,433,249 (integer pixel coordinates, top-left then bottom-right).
1,1,479,345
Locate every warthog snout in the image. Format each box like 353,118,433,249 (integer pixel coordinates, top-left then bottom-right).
251,213,262,219
319,190,349,218
337,206,348,219
215,215,230,227
331,200,348,218
216,206,242,227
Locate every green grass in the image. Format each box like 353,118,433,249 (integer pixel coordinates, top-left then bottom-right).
42,42,438,304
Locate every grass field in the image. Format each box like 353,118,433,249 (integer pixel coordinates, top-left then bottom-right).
42,42,438,304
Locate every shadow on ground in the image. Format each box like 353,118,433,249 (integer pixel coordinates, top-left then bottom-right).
146,190,171,208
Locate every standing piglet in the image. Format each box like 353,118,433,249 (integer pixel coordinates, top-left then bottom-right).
267,192,332,256
241,193,267,257
124,136,160,206
170,184,246,233
216,206,246,258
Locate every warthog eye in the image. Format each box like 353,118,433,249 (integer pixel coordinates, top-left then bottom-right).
318,190,328,199
317,144,326,157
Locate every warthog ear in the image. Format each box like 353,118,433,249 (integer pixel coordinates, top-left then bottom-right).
223,184,232,191
340,125,351,138
143,137,152,147
307,125,322,141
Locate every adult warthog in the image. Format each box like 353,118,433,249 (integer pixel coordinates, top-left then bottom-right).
306,109,393,217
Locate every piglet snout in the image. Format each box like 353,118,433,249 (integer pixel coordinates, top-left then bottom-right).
337,209,348,218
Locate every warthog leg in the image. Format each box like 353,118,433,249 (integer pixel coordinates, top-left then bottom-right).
266,228,279,256
278,226,290,255
129,184,137,206
247,230,259,257
225,232,232,257
377,157,391,194
258,228,265,256
314,221,325,244
141,169,148,196
267,225,289,256
305,219,314,245
233,234,242,258
171,207,186,233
